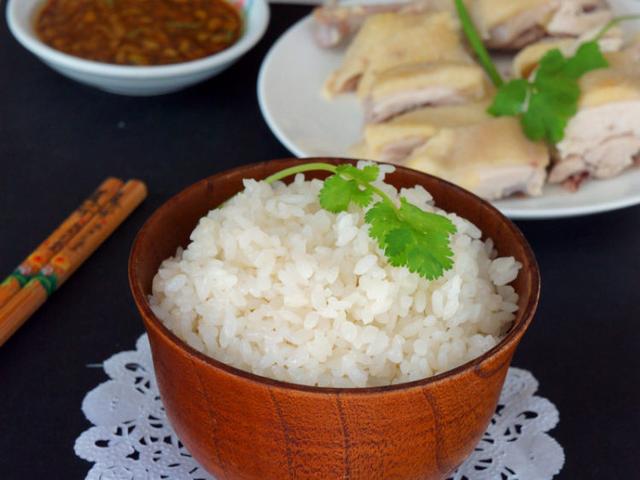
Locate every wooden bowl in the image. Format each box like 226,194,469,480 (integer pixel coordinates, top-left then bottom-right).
129,158,540,480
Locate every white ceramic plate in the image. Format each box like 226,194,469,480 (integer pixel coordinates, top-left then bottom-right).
258,0,640,219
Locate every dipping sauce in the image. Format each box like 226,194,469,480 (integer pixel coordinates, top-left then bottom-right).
35,0,243,66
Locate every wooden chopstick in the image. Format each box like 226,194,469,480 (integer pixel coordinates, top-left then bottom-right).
0,177,124,309
0,179,148,346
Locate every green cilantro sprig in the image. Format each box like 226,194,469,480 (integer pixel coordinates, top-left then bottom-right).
489,42,608,143
456,0,640,144
454,0,504,88
265,162,457,280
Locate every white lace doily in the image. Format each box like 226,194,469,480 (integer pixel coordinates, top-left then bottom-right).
75,335,565,480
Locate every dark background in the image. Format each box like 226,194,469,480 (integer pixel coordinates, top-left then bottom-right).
1,5,638,479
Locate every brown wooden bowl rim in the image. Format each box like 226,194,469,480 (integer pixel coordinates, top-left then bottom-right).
129,158,540,395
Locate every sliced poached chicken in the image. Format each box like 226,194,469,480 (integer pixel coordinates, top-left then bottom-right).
545,0,613,37
512,25,623,78
313,0,613,51
324,11,488,121
403,117,549,200
312,0,455,48
471,0,557,50
352,101,491,162
550,47,640,185
324,11,471,97
363,62,488,123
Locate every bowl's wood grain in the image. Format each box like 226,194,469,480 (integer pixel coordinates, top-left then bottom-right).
129,158,540,480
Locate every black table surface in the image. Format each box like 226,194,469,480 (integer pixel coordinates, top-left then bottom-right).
1,5,639,479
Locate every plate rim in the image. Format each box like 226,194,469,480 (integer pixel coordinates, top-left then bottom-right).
257,20,309,159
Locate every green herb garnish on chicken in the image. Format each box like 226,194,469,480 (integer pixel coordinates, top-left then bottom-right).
455,0,639,144
489,42,608,143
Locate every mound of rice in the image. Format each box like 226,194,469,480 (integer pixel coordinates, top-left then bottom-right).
150,165,521,388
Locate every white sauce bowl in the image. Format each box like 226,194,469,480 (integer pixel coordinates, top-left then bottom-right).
6,0,270,96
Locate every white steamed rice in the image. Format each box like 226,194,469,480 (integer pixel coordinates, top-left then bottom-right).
150,164,521,388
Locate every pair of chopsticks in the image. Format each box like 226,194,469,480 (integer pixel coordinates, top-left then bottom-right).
0,177,147,346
